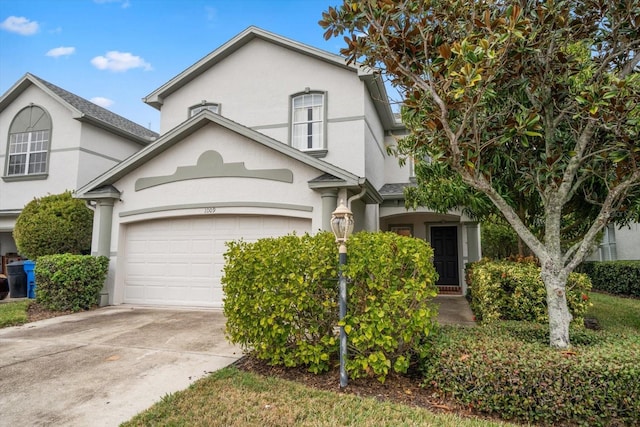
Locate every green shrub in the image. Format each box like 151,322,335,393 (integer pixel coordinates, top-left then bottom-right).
222,231,438,382
421,324,640,426
223,232,338,373
578,261,640,298
341,232,438,382
467,258,591,324
35,254,109,311
13,191,93,260
480,214,519,259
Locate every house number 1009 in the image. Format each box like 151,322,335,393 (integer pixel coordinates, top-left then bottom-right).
204,207,216,214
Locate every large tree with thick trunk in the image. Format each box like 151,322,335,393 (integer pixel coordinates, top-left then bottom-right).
321,0,640,348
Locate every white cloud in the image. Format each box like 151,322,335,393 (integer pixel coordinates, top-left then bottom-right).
46,46,76,58
0,16,39,35
90,97,114,108
94,0,131,8
90,51,152,72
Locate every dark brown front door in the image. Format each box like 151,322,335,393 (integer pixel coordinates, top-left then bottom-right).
431,226,459,286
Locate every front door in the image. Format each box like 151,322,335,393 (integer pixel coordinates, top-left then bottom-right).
431,226,459,286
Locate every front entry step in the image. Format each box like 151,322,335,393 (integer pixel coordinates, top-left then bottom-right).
437,285,462,295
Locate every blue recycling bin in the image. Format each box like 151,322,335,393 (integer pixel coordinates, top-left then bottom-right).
23,260,36,299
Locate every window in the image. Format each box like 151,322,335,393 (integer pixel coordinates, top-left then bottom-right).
189,102,219,117
4,105,51,178
291,93,325,151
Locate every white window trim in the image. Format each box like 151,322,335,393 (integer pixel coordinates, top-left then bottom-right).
189,102,220,117
3,105,51,181
290,91,327,158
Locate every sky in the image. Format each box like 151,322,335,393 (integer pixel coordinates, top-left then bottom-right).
0,0,346,133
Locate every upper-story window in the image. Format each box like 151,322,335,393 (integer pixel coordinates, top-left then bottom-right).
4,105,51,179
189,102,220,117
291,92,326,154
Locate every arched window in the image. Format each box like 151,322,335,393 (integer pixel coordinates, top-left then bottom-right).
189,102,220,117
5,105,51,177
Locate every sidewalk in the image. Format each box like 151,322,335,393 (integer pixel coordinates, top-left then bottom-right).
434,295,476,326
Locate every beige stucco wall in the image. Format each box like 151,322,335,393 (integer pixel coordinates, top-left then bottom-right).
104,122,329,256
0,85,83,212
614,223,640,260
156,38,373,177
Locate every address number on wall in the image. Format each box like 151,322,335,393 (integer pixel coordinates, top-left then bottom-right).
204,207,217,214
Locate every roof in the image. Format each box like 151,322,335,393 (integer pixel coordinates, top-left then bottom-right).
379,182,415,199
143,26,404,131
0,73,158,144
76,110,381,203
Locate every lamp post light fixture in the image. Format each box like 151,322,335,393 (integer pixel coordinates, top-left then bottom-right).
331,201,354,388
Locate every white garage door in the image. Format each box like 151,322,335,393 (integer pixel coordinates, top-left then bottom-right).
123,215,311,307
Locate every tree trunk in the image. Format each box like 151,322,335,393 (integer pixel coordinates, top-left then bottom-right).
541,262,572,349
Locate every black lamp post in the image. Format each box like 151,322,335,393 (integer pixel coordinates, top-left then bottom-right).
330,201,354,388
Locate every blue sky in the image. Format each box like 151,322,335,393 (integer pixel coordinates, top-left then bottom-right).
0,0,344,132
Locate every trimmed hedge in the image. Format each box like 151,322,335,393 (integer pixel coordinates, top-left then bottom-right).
467,258,591,324
578,261,640,298
421,323,640,426
35,254,109,311
222,231,438,382
13,191,93,260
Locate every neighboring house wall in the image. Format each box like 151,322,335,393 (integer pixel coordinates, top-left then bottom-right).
0,74,156,266
589,223,640,261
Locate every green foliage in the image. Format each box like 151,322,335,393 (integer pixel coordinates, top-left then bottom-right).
579,261,640,298
467,259,591,324
222,232,438,382
341,232,438,382
223,232,338,374
480,215,519,259
321,0,640,348
13,191,93,260
35,254,109,311
421,323,640,426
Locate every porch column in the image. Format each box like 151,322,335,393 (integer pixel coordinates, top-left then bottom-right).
95,199,115,306
321,189,338,232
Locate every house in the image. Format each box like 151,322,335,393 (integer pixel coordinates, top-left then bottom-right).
73,27,482,307
588,223,640,262
0,73,158,275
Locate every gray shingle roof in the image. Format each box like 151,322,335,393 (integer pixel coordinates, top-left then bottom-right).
30,74,158,142
379,182,415,198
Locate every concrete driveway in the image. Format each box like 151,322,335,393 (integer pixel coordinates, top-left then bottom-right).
0,306,242,426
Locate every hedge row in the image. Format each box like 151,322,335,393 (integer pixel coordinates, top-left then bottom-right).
578,261,640,298
467,258,591,324
421,323,640,426
222,231,438,382
35,254,109,311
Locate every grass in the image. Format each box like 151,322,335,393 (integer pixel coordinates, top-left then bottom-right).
586,291,640,332
0,300,30,328
122,367,516,427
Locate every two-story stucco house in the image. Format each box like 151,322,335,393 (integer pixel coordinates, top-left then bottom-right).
74,27,482,307
0,73,158,275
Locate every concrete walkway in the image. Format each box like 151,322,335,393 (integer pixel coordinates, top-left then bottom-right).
434,295,476,326
0,306,242,426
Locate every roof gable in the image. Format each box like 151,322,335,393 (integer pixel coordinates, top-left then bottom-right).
0,73,158,144
76,110,365,198
143,26,402,130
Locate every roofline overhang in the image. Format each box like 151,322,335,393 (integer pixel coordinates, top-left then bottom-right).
74,185,121,201
144,26,366,110
308,177,383,204
74,114,155,145
76,110,363,198
358,71,405,132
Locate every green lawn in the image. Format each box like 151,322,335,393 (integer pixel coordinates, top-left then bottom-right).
586,291,640,332
0,300,30,328
122,368,516,427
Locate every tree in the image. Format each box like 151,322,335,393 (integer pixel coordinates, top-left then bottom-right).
13,191,93,260
321,0,640,348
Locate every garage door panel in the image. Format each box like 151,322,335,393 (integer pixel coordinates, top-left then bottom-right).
123,215,310,307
